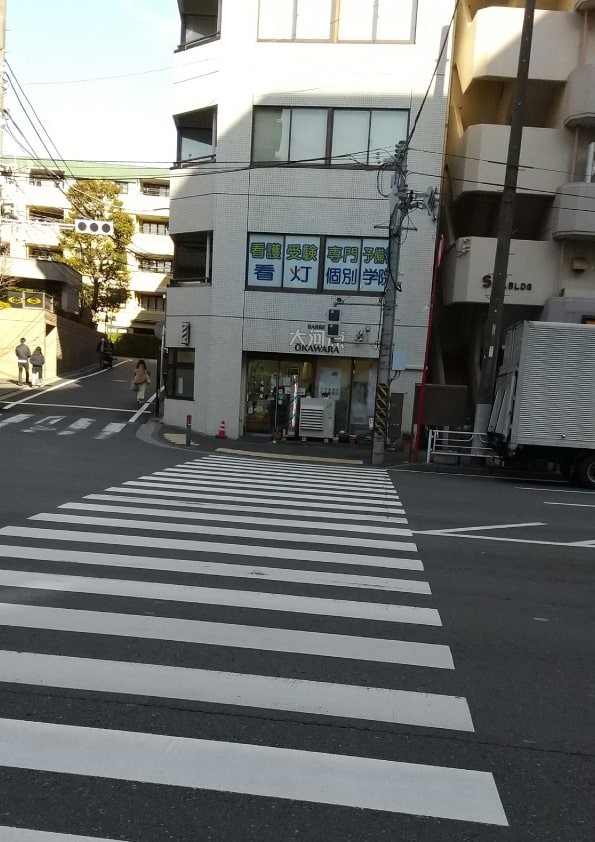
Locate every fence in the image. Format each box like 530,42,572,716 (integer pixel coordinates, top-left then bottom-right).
426,429,500,465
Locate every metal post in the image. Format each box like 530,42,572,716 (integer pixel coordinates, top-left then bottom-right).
372,146,409,465
185,414,192,447
474,0,536,435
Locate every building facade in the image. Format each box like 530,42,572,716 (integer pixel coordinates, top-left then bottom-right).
164,0,456,440
438,0,595,405
0,158,172,336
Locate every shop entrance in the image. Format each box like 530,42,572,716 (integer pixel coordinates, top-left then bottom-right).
244,355,377,438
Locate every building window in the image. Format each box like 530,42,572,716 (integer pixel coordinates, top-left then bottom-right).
28,246,63,261
252,106,408,166
28,169,65,189
139,219,169,236
171,231,212,284
179,0,221,48
138,256,172,273
28,207,64,223
136,294,166,311
167,348,195,399
258,0,416,43
175,107,217,165
115,181,129,194
140,181,170,198
246,233,388,294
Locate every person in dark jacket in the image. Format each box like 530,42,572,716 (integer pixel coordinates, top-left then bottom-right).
30,346,45,388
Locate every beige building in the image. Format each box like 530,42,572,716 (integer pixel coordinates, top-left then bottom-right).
438,0,595,404
0,158,172,337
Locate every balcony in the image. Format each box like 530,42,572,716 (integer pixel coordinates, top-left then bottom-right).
456,8,580,93
447,125,570,201
562,65,595,128
441,236,558,306
551,182,595,240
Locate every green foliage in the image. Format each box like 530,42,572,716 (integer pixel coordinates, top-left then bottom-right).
58,180,134,314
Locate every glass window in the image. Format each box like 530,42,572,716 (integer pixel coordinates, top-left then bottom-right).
252,108,290,163
295,0,332,39
167,348,194,399
369,110,409,162
288,109,327,163
172,232,212,283
331,111,370,165
338,0,373,41
258,0,294,39
181,0,220,45
377,0,415,41
175,108,216,163
282,235,321,290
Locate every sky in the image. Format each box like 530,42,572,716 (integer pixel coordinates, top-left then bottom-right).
3,0,179,166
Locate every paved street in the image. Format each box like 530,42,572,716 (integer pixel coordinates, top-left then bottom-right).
0,408,593,839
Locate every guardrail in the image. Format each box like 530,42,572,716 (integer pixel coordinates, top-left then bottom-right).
426,428,500,464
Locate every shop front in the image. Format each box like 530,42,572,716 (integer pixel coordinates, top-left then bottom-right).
244,354,377,439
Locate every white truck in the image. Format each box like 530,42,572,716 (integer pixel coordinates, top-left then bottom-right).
487,320,595,489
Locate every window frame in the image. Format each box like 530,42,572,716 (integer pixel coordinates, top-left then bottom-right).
137,256,172,274
138,219,169,236
175,107,217,166
166,348,195,400
251,105,408,168
257,0,417,44
245,232,389,295
28,207,65,223
171,231,213,285
140,181,170,198
177,0,222,49
28,246,64,261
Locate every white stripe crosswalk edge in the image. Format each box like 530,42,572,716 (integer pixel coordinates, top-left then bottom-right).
0,830,125,842
0,718,508,825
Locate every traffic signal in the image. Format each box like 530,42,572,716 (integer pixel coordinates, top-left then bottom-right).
181,321,191,346
327,308,341,337
74,219,114,235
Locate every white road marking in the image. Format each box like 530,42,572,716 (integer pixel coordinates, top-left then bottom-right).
516,486,590,493
30,513,417,551
0,650,471,730
121,481,404,514
0,413,32,429
202,454,384,476
1,361,128,410
545,501,595,509
417,522,545,535
94,421,126,440
156,469,395,496
0,544,431,593
57,417,95,436
0,526,424,570
0,569,438,625
86,492,406,522
0,828,125,842
61,501,408,534
0,719,507,824
0,603,454,667
22,415,65,433
175,464,393,486
413,531,594,548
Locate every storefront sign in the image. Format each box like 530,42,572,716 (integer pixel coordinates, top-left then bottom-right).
289,326,344,353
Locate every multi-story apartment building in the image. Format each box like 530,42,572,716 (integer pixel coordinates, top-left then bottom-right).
164,0,456,440
0,158,172,336
438,0,595,404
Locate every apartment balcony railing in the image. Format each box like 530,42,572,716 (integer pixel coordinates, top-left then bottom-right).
1,289,55,312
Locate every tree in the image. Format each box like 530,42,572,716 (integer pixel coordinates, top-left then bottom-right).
58,180,134,316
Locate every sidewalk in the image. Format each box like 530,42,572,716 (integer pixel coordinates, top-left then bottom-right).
142,417,560,480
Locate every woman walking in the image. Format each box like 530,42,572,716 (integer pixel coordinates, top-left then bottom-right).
133,359,151,404
30,346,45,388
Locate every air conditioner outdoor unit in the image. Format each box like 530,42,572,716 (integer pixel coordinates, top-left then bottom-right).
299,398,335,440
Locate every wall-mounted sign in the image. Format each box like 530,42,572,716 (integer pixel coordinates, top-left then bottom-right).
289,325,344,354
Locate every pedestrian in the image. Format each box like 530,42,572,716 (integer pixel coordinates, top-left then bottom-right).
30,346,45,388
96,335,114,369
15,338,31,385
132,359,151,404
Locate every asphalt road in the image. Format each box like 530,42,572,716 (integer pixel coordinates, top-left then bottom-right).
0,382,593,841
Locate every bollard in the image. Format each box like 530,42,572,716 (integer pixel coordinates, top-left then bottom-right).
185,414,192,447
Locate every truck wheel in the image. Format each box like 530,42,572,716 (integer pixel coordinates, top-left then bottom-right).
575,454,595,490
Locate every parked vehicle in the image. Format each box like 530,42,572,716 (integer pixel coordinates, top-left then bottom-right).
488,321,595,489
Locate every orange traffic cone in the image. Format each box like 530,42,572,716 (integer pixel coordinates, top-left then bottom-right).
217,419,227,439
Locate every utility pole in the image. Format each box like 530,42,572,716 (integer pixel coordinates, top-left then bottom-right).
474,0,536,434
372,143,409,466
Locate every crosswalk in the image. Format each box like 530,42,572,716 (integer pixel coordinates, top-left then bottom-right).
0,412,136,439
0,453,508,838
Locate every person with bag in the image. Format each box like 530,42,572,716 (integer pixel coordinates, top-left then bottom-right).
132,359,151,405
30,346,45,388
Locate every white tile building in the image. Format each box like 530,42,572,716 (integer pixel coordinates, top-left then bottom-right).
164,0,456,440
438,0,595,403
0,158,172,335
